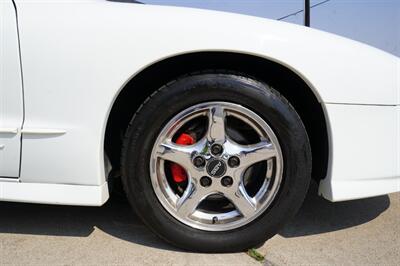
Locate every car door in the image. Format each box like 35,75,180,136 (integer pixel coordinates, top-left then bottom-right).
0,0,24,178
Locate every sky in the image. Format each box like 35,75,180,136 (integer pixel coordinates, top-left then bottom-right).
140,0,399,57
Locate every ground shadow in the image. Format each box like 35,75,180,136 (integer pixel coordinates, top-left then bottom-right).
0,182,391,250
0,197,178,251
279,182,390,238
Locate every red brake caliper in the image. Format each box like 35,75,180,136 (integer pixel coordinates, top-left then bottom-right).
170,133,195,183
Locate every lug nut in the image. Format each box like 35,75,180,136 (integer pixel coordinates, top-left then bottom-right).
211,144,223,156
200,176,212,187
193,156,206,168
228,156,240,168
221,176,233,187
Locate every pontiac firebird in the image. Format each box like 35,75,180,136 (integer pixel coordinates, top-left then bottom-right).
0,0,399,252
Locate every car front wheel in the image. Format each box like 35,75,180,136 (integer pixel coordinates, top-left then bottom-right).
121,72,311,252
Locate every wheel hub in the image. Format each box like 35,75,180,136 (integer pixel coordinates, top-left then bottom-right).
206,158,227,177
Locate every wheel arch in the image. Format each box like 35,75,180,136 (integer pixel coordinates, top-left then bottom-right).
104,51,330,183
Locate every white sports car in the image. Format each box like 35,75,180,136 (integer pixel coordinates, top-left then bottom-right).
1,0,399,252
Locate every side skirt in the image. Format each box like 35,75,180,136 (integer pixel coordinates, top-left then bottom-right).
0,181,109,206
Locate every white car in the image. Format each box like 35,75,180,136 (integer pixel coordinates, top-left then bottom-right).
1,0,399,252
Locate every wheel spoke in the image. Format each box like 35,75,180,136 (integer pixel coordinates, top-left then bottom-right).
176,182,209,217
156,141,194,170
207,106,226,143
224,184,256,218
238,140,277,169
156,138,207,170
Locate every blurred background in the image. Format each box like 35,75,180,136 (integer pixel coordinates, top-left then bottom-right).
140,0,399,57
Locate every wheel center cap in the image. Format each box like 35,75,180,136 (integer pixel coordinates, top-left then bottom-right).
206,159,227,177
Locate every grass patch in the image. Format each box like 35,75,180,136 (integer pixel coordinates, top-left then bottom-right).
247,248,265,263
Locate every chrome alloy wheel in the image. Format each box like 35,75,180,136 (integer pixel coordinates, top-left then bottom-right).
150,102,283,231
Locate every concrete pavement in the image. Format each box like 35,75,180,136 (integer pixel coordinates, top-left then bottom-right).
0,183,398,265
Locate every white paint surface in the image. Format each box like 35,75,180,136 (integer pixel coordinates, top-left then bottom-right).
0,0,398,204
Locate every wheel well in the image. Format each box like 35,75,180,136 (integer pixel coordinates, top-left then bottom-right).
105,52,329,182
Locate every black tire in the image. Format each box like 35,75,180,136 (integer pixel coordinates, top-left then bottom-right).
121,72,311,252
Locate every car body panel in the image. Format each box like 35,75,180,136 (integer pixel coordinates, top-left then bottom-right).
319,104,400,201
0,0,23,178
0,0,398,205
